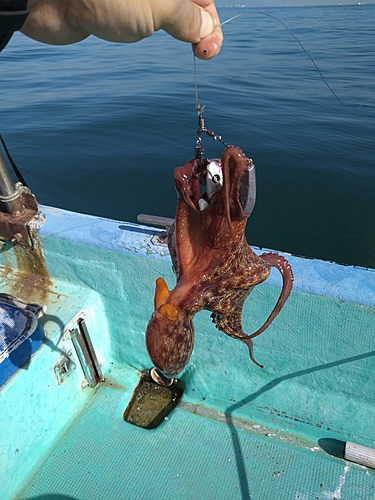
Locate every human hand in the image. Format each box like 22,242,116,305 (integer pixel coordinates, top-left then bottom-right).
21,0,223,60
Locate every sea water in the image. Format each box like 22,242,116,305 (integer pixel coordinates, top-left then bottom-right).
1,4,374,268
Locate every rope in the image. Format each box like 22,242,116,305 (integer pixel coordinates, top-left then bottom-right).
0,182,29,203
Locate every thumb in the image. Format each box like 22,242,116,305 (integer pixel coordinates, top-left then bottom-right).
156,1,214,42
155,0,222,59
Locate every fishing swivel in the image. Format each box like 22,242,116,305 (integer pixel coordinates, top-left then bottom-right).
194,104,229,166
193,104,257,217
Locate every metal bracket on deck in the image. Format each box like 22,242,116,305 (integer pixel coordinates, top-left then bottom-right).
137,214,175,245
0,139,42,247
70,318,103,388
0,191,40,247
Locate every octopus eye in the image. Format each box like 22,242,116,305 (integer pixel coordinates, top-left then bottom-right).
212,174,221,184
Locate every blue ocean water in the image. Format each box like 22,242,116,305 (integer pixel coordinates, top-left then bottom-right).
1,4,374,268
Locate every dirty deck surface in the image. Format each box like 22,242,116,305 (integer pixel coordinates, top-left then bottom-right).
18,382,375,500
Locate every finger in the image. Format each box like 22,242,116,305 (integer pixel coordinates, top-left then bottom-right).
190,0,223,59
193,26,222,60
156,0,222,60
67,0,218,45
155,0,215,43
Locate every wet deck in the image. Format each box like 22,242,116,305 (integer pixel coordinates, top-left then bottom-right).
18,372,375,500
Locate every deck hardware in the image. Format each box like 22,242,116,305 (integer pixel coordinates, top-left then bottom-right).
137,214,175,245
123,369,184,429
70,318,103,387
152,232,168,245
137,214,175,228
0,138,42,247
54,351,76,385
10,232,23,244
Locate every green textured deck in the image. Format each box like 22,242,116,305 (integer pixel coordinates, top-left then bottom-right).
2,207,375,500
18,382,375,500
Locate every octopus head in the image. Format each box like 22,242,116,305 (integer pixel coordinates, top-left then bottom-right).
145,277,195,378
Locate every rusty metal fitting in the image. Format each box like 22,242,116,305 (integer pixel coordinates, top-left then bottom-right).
150,367,174,387
10,232,23,244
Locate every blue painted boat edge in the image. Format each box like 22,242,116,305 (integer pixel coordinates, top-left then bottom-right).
39,205,375,309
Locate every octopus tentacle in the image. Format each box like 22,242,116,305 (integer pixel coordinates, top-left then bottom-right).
248,252,294,340
213,291,264,368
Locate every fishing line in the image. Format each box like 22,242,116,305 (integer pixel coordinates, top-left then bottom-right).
193,54,204,115
194,9,371,112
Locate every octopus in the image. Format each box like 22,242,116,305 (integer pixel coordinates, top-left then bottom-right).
146,146,294,378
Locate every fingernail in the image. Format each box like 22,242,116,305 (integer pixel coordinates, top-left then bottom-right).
200,10,214,40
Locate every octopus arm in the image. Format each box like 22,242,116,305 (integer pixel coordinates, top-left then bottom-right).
174,197,203,276
248,252,294,340
213,289,263,368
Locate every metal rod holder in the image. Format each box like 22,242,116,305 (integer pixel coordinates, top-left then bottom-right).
0,150,23,213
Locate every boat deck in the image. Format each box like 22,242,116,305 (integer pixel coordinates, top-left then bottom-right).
17,369,375,500
2,207,375,500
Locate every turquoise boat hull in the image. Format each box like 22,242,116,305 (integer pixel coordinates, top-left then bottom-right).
1,206,374,499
